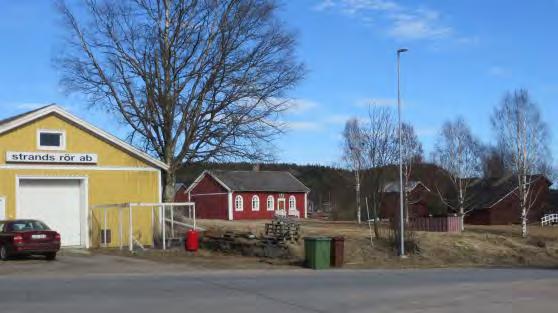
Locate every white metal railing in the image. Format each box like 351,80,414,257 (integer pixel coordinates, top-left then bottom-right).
91,202,196,252
541,213,558,226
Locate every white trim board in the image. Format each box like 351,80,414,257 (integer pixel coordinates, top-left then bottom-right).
0,164,159,172
0,196,6,220
0,105,168,170
185,170,232,193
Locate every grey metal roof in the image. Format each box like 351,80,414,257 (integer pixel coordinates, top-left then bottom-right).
383,181,429,193
209,170,310,192
467,174,549,210
174,183,186,193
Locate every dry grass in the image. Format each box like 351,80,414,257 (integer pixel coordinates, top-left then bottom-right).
197,219,558,269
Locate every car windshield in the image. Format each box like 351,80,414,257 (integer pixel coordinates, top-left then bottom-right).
9,220,50,231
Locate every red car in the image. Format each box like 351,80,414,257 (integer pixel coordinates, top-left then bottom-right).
0,219,61,261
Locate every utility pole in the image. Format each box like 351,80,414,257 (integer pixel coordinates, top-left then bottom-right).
397,48,408,257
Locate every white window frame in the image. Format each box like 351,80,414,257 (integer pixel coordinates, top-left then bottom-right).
289,195,296,210
235,195,244,212
37,129,66,151
266,195,274,211
251,195,260,211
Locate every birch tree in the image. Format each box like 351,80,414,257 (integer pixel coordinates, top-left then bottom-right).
432,117,482,230
491,89,550,237
342,118,366,224
56,0,304,201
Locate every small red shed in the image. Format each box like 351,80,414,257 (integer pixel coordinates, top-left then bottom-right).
183,170,310,220
174,183,188,202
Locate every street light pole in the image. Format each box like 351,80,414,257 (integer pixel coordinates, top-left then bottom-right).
397,48,408,257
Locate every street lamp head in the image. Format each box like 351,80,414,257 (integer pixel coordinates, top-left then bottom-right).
397,48,408,54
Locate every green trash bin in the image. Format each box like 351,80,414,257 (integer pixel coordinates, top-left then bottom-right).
304,237,332,269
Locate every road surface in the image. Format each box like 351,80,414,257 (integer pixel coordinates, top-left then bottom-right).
1,266,557,312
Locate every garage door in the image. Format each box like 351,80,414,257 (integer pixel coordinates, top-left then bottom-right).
18,179,83,246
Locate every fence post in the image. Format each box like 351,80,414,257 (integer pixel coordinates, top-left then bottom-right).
119,207,123,250
103,207,107,247
170,205,174,238
129,203,133,252
151,206,155,247
162,205,166,251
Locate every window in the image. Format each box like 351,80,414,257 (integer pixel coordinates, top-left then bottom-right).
251,195,260,211
8,220,50,232
38,129,65,150
267,196,274,211
235,195,243,211
289,195,296,210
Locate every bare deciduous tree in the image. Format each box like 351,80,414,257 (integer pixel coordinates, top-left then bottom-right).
432,117,482,230
481,144,510,178
56,0,304,201
401,122,423,221
363,106,398,235
342,118,366,224
491,89,550,237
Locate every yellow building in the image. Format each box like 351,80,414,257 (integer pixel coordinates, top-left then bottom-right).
0,105,167,248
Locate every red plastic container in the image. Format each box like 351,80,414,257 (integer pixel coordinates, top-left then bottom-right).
185,229,199,252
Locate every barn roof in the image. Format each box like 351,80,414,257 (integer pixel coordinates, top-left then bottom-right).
189,170,310,193
383,181,431,193
467,174,550,210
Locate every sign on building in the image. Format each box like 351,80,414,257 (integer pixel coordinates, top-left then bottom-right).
6,151,98,164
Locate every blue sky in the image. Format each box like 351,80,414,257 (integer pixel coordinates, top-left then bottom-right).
1,0,557,166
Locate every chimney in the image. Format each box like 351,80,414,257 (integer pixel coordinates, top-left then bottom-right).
252,163,260,172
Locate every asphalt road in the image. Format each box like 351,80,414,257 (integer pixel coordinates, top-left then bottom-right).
1,267,558,313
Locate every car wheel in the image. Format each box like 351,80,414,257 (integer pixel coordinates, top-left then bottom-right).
45,252,57,261
0,246,9,261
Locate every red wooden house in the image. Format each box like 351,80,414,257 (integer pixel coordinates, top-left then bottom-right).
183,170,310,220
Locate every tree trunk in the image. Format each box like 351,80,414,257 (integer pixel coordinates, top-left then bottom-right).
162,170,176,203
521,206,528,238
459,187,465,231
404,190,409,223
372,203,380,239
355,171,361,224
519,175,528,238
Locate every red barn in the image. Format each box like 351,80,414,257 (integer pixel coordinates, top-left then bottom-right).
183,170,310,220
465,175,551,225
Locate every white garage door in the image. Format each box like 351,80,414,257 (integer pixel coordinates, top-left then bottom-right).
18,179,83,246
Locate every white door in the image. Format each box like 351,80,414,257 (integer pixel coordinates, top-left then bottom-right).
18,179,82,246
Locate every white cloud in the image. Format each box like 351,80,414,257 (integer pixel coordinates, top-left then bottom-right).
314,0,465,42
313,0,336,11
286,98,320,115
388,10,452,40
285,121,323,131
